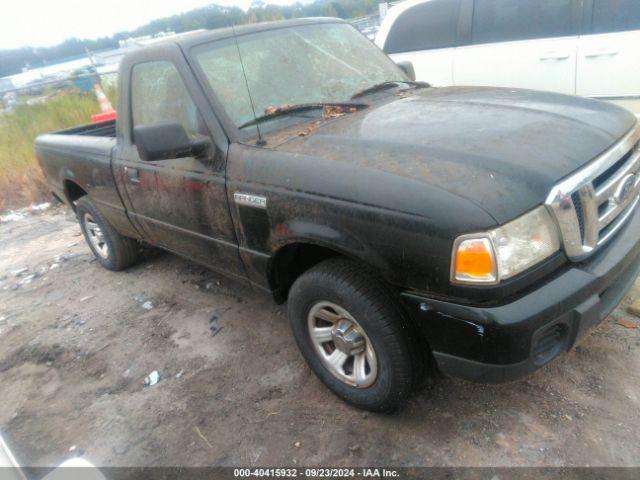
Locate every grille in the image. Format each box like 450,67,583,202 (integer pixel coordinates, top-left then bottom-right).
571,191,585,240
546,126,640,261
593,149,633,190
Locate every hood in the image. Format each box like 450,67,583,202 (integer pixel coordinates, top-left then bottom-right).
273,86,637,224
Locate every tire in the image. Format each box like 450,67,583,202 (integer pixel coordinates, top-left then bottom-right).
76,196,140,271
287,258,419,412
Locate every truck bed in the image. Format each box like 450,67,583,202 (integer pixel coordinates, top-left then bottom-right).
54,119,116,138
35,119,118,210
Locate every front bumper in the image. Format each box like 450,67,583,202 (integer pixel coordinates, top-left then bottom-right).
401,205,640,383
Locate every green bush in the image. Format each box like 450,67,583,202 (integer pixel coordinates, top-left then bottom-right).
0,92,99,210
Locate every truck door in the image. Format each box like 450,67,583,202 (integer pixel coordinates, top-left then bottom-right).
114,51,246,281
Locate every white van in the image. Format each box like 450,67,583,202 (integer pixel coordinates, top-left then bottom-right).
376,0,640,114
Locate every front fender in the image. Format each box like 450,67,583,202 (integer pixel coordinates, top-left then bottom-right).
272,219,390,273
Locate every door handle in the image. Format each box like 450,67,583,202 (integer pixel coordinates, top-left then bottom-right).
539,52,570,61
584,50,619,58
124,166,140,184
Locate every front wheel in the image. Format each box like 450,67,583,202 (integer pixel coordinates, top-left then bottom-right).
287,258,419,412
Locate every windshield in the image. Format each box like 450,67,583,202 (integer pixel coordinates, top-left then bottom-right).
191,23,406,128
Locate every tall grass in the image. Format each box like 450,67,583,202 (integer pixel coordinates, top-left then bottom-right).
0,91,100,211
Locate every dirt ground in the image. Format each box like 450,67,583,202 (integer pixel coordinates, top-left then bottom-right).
1,206,640,468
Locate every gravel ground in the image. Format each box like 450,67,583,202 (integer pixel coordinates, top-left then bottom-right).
1,206,640,468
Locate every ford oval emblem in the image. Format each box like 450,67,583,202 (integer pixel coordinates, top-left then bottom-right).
614,173,638,205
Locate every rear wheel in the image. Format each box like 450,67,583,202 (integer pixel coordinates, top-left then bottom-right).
76,197,140,271
288,258,419,412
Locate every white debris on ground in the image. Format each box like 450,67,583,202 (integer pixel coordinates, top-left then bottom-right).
144,371,160,386
11,268,28,277
0,211,26,222
132,293,155,310
30,202,51,212
18,274,36,285
0,202,51,223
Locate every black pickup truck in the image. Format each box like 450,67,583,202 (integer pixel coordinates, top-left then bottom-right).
36,18,640,411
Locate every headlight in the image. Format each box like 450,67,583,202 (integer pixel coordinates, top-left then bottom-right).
451,206,560,285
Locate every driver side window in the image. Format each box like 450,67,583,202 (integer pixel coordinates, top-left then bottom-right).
130,61,203,139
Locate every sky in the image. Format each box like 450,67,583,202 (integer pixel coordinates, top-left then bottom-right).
0,0,296,49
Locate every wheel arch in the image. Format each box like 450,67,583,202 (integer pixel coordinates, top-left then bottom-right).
62,178,88,210
267,228,390,304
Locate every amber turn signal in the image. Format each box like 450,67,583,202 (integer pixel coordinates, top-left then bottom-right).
453,237,497,284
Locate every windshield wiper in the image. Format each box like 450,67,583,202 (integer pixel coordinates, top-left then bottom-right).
239,102,363,129
350,80,430,100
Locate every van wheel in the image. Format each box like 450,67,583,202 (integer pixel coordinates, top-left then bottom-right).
76,197,140,271
287,258,418,412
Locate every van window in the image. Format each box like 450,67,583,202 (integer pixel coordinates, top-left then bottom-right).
592,0,640,34
472,0,576,45
384,0,461,54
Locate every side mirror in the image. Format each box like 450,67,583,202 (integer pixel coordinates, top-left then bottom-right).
133,122,210,161
396,61,416,81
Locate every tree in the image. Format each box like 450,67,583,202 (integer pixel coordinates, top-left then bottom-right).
0,0,379,77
